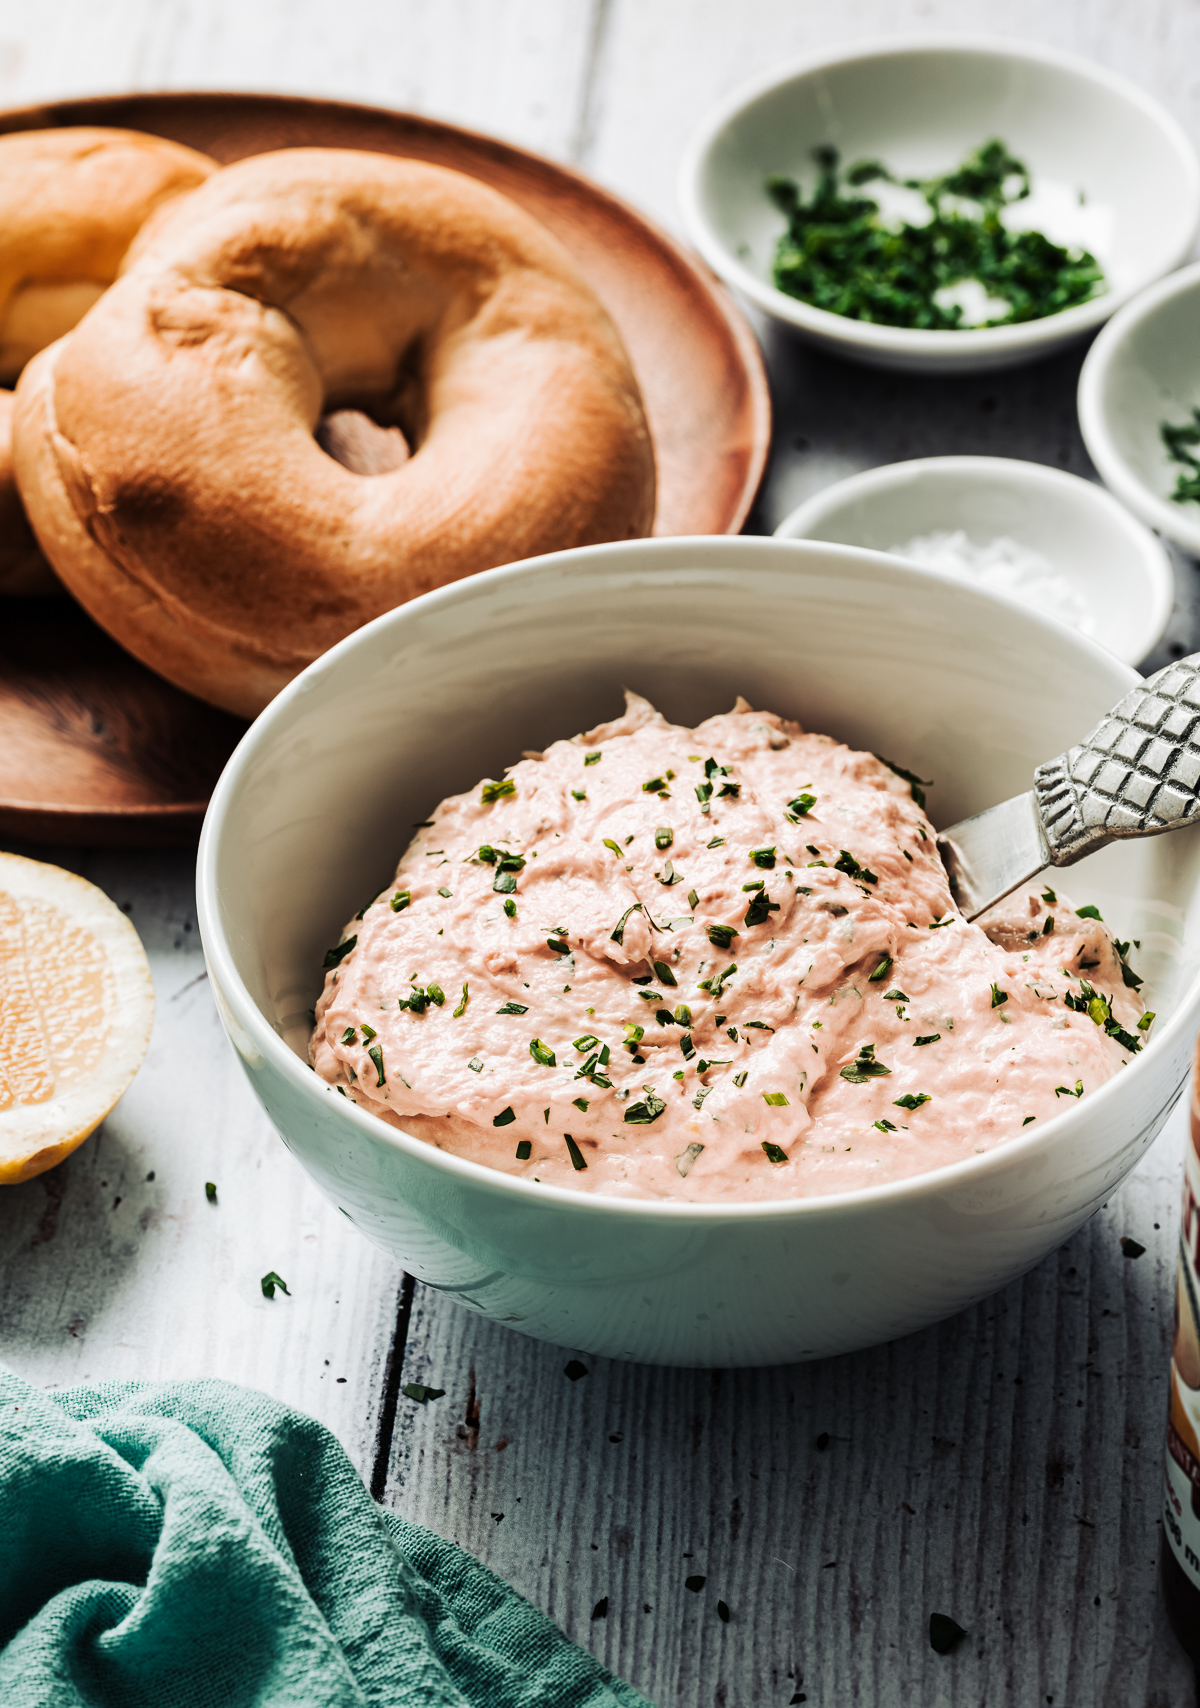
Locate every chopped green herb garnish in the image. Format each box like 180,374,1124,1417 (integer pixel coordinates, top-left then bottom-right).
1023,1115,1036,1126
493,1107,517,1126
990,984,1008,1008
655,827,674,849
403,1382,446,1404
1161,408,1200,505
390,890,412,913
564,1134,588,1170
768,142,1104,332
883,988,909,1002
360,1023,377,1041
676,1141,705,1177
1042,888,1057,905
785,793,817,820
205,1181,217,1202
1054,1080,1084,1099
834,850,877,885
744,889,780,928
1138,1011,1156,1032
571,789,586,801
515,1140,532,1161
529,1038,556,1068
697,962,737,998
929,915,953,929
481,778,517,803
260,1271,290,1299
1075,903,1103,921
642,777,667,793
648,959,676,987
452,984,469,1018
874,754,933,809
503,897,516,917
733,1070,748,1087
340,1026,357,1045
749,846,777,868
496,1001,529,1015
573,1033,600,1052
610,902,643,945
893,1092,931,1110
868,956,892,983
687,889,700,910
323,935,358,968
914,1034,941,1046
873,1119,897,1133
602,838,622,857
468,1056,483,1072
761,1140,789,1162
762,1092,790,1106
572,1097,590,1112
1043,916,1055,935
624,1089,666,1124
584,751,602,765
840,1043,891,1082
706,837,725,849
366,1043,385,1086
707,923,739,949
547,936,570,956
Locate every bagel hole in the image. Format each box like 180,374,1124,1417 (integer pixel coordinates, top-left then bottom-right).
315,409,410,477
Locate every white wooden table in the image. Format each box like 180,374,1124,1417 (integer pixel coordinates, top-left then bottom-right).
3,4,1200,1702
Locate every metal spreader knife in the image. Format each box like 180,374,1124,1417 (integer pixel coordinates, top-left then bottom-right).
937,654,1200,920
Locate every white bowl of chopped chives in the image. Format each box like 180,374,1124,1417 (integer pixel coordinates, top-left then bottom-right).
679,36,1200,374
774,456,1175,665
1078,262,1200,559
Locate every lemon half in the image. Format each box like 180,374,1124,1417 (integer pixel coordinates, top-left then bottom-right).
0,852,154,1183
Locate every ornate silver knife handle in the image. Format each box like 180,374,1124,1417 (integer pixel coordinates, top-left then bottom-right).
1034,653,1200,865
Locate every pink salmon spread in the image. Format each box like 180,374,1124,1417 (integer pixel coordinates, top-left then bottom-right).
310,695,1148,1201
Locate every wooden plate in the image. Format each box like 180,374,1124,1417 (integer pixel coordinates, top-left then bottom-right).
0,91,771,846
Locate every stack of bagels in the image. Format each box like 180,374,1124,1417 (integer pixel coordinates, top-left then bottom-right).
3,127,655,717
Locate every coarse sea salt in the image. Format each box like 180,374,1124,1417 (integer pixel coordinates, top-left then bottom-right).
890,529,1096,635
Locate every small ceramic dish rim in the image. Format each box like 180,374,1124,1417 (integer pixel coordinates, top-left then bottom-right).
1078,260,1200,558
196,536,1195,1230
772,455,1176,666
678,33,1200,367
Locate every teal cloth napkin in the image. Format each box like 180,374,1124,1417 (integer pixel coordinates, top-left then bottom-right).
0,1368,653,1708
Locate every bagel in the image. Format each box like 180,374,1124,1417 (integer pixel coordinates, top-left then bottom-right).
13,148,656,715
0,127,215,594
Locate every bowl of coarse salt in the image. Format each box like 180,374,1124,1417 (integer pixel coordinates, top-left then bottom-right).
773,455,1173,666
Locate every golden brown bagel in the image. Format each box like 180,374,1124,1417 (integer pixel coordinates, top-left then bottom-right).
0,127,215,594
13,148,656,713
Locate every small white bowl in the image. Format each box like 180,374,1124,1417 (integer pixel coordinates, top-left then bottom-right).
679,36,1200,374
774,456,1174,664
1079,261,1200,558
197,537,1200,1367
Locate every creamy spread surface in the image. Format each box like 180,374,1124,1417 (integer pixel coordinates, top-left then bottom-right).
311,696,1147,1201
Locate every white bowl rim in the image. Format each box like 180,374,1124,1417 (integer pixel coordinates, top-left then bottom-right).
197,534,1196,1228
772,454,1176,666
678,32,1200,358
1078,258,1200,557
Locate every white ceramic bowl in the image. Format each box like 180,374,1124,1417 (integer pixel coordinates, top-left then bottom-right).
679,37,1200,374
197,537,1200,1367
774,456,1174,664
1079,261,1200,558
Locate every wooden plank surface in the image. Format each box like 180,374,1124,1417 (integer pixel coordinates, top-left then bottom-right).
0,845,404,1482
381,1108,1194,1706
1,2,1200,1703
